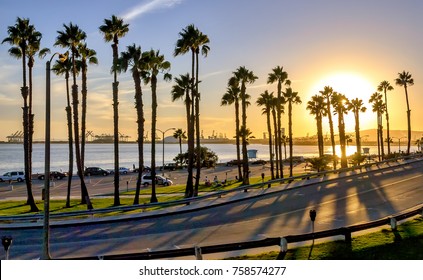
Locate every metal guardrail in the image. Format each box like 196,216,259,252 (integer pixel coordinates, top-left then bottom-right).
0,153,422,224
63,204,423,260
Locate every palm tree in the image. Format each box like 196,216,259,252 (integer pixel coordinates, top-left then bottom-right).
78,43,98,170
369,92,386,161
51,58,75,208
377,81,394,155
2,17,39,212
306,95,327,158
346,98,367,156
283,87,302,176
221,83,245,182
331,93,349,168
99,15,129,206
141,49,172,203
257,90,275,179
267,66,290,178
117,44,146,205
320,86,337,169
174,24,199,197
395,71,414,154
173,129,187,159
231,67,258,185
55,23,92,209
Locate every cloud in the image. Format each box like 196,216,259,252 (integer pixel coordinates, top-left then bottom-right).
121,0,184,21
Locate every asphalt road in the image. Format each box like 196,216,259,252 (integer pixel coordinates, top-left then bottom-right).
1,159,422,259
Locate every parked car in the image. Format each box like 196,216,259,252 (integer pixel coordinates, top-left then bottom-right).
84,167,110,176
133,166,151,173
160,163,178,171
37,171,67,180
226,159,242,166
251,159,267,165
107,167,130,174
0,171,25,182
141,174,173,187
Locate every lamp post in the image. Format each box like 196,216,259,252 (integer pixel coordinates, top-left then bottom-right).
393,137,406,153
156,128,176,176
43,52,67,260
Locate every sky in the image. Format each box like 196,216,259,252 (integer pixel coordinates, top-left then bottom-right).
1,0,423,142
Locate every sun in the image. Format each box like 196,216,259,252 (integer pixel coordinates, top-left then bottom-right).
308,72,377,132
310,72,375,100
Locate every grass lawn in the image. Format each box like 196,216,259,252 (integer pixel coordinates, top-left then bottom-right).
226,217,423,260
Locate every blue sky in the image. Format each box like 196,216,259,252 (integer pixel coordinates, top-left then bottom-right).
1,0,423,141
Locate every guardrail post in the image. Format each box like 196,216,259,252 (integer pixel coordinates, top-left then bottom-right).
343,228,352,243
390,217,397,231
97,255,104,260
280,237,288,253
194,246,203,260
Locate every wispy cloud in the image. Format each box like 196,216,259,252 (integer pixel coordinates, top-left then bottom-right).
121,0,184,21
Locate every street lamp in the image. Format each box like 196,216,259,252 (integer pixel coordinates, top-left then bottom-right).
392,137,406,153
156,128,176,176
43,52,67,260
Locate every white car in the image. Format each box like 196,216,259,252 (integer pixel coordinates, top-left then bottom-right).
141,174,173,187
0,171,25,182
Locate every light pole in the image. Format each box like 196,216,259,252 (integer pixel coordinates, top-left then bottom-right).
156,128,176,176
43,52,67,260
393,137,406,153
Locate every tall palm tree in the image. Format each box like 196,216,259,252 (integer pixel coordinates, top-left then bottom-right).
369,92,386,161
117,44,146,205
395,71,414,154
174,24,199,197
257,90,275,179
267,66,290,178
193,29,210,196
346,98,367,156
320,86,337,169
99,15,129,206
27,33,49,199
55,22,92,209
283,87,302,176
78,43,98,170
2,17,39,212
173,129,187,158
141,49,172,203
331,93,349,168
377,81,394,154
306,95,327,158
231,67,258,185
221,83,245,182
51,58,75,208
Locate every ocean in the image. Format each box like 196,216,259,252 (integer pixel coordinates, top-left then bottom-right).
0,142,414,175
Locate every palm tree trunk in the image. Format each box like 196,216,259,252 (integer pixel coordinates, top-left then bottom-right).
384,90,391,154
150,77,158,203
81,65,87,170
133,71,144,205
185,50,195,197
266,112,274,180
235,99,243,182
288,101,294,177
277,82,283,178
112,42,120,206
404,86,411,154
65,69,73,208
354,112,361,156
272,108,279,178
317,116,324,157
194,51,201,196
241,83,249,185
339,114,347,168
327,100,337,169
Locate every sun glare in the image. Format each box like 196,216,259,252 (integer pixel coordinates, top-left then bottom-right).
310,72,375,100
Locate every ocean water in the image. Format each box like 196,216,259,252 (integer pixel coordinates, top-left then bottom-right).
0,142,414,175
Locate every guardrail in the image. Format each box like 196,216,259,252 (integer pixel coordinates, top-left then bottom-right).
63,204,423,260
1,153,422,224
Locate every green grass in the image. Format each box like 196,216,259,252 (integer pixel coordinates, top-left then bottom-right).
226,217,423,260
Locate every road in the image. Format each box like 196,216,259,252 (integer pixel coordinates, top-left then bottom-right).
0,159,422,259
